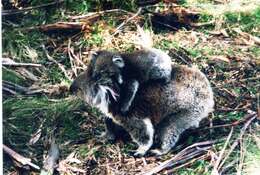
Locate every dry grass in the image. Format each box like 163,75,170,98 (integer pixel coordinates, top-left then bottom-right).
2,0,260,174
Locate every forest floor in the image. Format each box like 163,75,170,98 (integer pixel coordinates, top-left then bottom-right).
2,0,260,174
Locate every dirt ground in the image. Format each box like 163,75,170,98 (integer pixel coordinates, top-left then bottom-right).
2,0,260,174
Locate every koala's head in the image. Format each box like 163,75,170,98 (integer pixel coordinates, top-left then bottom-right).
69,50,124,114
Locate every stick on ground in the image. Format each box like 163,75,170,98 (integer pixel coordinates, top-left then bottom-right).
140,140,215,175
3,144,40,170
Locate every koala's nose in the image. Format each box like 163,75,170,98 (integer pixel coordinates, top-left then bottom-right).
69,81,79,94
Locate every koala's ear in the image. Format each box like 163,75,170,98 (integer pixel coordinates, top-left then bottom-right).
90,51,99,60
89,51,99,67
112,55,125,68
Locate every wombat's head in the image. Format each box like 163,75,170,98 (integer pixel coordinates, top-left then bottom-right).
70,50,124,114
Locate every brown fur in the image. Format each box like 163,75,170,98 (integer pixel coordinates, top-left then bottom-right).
70,60,214,156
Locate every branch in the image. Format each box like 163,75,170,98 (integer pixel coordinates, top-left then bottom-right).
2,0,64,16
113,8,143,36
2,58,42,67
211,127,234,175
140,140,215,175
217,114,256,171
200,113,256,130
68,9,135,20
24,22,84,32
3,144,40,170
42,45,72,81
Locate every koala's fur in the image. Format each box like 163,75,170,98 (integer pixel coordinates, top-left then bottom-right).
87,49,172,114
70,58,214,156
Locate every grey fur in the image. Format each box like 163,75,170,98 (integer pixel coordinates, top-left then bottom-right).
85,49,172,114
120,79,139,113
70,56,214,156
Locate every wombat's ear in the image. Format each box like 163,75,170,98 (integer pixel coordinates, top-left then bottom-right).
112,55,125,68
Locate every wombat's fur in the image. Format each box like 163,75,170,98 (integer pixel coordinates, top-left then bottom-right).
70,56,214,156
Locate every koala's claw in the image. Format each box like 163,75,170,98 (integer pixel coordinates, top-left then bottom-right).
120,106,129,115
98,131,115,143
133,150,146,157
133,145,150,157
150,149,168,156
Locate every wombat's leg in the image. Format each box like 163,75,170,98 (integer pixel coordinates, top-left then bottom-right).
120,79,139,114
151,111,200,156
121,118,154,156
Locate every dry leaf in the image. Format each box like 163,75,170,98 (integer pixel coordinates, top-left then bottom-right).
29,128,42,145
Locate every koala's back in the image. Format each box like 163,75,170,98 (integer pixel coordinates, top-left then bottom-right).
121,48,172,82
124,65,214,125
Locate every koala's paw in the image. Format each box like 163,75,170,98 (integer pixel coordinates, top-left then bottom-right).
120,105,129,115
150,148,169,156
133,145,150,157
98,131,116,143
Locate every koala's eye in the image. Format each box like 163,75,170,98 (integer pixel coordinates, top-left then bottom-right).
92,72,101,80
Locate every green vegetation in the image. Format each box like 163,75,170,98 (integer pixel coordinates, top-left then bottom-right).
224,7,260,34
2,0,260,174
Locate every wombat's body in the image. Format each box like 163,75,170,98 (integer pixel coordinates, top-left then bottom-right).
70,58,214,156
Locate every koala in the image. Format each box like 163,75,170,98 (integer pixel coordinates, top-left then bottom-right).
86,49,172,114
70,56,214,156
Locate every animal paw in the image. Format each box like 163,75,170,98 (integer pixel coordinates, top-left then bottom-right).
150,149,168,156
120,105,129,115
133,145,149,157
98,131,115,143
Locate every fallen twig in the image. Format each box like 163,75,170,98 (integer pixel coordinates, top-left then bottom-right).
113,8,142,36
211,127,234,175
140,140,215,175
69,9,135,20
29,119,45,145
2,0,64,16
42,45,72,81
233,28,260,46
257,93,260,120
219,159,239,174
169,48,193,66
2,80,28,94
190,20,215,27
67,39,87,69
25,22,85,32
237,135,245,175
16,68,39,81
3,144,40,170
2,58,42,67
2,80,45,95
166,154,209,174
217,114,256,171
200,113,256,130
2,87,17,95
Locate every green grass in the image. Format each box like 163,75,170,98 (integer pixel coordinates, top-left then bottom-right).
2,96,91,172
3,96,85,145
2,0,260,174
2,29,46,62
2,68,27,85
243,136,260,174
175,159,211,175
224,7,260,34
